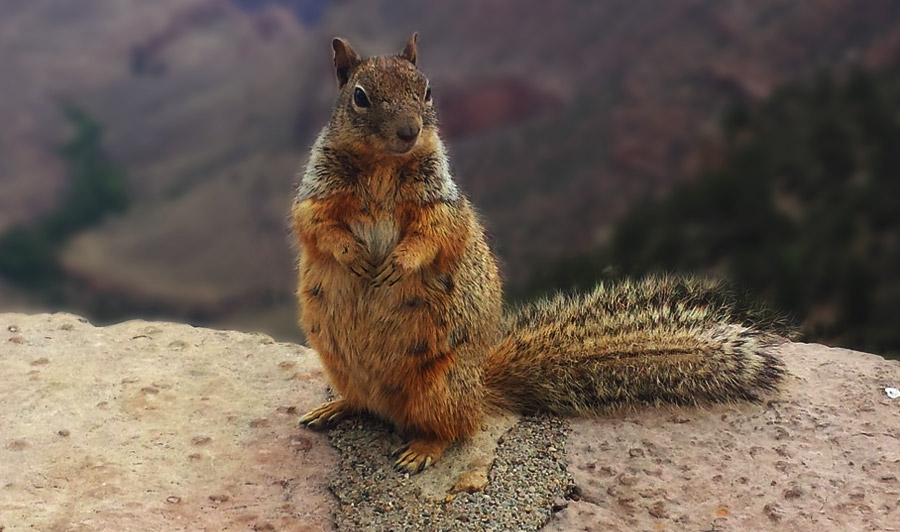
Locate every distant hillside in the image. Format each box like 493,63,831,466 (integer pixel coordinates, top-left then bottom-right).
230,0,330,25
527,64,900,357
0,105,128,291
2,0,900,339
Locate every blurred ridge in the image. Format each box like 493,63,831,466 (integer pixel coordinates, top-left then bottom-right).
1,0,899,344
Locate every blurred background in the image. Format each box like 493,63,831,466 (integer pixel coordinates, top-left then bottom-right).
1,0,899,358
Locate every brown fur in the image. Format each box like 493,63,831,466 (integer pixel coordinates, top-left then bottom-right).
292,35,785,473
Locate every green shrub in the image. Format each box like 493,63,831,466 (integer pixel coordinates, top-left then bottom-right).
527,66,900,357
0,104,128,291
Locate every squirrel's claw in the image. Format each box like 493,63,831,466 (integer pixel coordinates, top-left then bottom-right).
299,399,351,430
371,259,403,287
370,256,392,278
391,438,447,474
346,256,379,280
348,264,366,278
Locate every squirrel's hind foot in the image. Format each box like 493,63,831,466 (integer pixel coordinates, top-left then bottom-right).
392,437,449,474
299,399,352,430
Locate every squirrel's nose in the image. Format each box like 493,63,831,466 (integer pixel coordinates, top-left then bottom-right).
396,124,420,143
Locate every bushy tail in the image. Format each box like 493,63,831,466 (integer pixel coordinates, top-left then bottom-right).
484,275,787,415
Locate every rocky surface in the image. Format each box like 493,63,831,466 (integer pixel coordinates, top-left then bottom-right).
545,343,900,532
2,313,899,531
0,313,337,532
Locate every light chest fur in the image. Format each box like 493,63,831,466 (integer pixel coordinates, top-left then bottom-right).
351,216,398,262
349,166,405,261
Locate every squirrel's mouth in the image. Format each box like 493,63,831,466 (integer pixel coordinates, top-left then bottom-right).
388,138,418,155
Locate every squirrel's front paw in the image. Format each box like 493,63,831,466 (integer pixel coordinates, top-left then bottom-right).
299,399,352,430
371,256,404,287
335,242,375,279
392,438,449,474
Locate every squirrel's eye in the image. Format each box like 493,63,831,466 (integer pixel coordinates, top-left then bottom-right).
353,87,370,108
424,86,432,102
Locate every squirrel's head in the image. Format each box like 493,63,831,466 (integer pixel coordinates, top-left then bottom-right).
327,33,437,158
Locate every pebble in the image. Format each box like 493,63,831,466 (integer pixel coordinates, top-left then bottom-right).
452,471,489,494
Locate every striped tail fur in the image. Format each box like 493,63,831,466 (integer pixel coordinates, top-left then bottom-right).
484,275,787,415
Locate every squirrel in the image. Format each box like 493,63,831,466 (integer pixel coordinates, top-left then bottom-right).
292,33,786,474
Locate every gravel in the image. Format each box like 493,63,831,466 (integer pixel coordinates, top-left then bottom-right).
327,412,575,531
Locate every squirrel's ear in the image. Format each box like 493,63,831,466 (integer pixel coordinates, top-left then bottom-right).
332,37,361,88
400,32,418,66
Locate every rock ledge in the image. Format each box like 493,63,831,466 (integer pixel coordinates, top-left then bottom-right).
1,313,898,531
